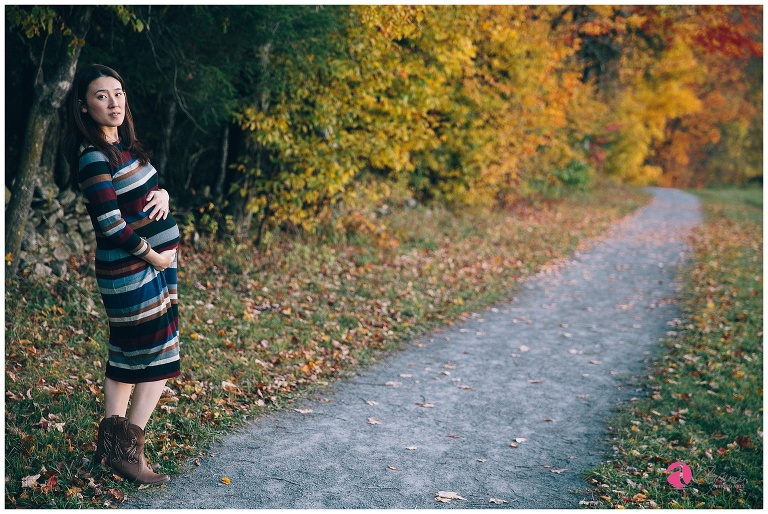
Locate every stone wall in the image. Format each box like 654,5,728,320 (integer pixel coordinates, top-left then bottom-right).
17,184,96,279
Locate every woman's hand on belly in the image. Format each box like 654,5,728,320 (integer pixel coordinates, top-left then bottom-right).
146,248,177,271
143,189,171,220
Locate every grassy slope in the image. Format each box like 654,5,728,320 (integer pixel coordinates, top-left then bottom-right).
583,188,763,509
6,182,650,508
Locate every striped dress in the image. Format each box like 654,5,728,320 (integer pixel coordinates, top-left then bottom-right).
78,141,181,384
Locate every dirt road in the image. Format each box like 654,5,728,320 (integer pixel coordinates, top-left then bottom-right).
126,187,701,509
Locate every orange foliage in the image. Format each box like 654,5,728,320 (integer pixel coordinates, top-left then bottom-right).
233,5,762,232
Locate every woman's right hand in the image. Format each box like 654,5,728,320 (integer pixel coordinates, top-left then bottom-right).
148,249,177,271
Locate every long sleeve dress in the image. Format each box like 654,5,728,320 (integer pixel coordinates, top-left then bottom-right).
78,141,181,383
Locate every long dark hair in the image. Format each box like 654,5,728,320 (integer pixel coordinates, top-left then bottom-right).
64,64,149,187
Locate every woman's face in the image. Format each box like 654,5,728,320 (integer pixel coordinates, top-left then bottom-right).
81,76,126,135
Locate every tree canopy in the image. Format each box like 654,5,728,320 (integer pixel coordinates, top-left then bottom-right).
6,5,762,241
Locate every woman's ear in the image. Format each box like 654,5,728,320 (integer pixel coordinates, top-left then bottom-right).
80,101,88,114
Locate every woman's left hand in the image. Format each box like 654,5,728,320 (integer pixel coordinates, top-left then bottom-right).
144,189,171,220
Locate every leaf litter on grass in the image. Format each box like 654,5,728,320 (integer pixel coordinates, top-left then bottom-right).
5,184,651,508
583,189,763,509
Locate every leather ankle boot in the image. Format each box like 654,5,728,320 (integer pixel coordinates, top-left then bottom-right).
109,418,169,485
92,415,125,467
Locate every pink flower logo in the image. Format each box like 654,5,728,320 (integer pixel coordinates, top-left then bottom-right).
666,461,693,489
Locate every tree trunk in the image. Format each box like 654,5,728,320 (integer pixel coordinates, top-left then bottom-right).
155,99,176,181
5,6,92,273
214,124,229,202
234,41,272,239
45,107,66,188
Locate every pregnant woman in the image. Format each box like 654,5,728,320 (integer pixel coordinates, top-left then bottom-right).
64,64,180,485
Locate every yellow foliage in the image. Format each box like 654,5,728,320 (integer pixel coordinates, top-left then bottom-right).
230,5,762,234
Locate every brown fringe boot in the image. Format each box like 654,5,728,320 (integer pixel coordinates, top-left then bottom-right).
109,418,169,485
92,415,125,467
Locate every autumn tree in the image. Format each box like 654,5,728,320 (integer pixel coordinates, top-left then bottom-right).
570,5,762,187
5,6,93,273
6,5,761,257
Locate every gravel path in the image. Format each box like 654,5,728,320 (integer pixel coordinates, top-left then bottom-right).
126,187,701,509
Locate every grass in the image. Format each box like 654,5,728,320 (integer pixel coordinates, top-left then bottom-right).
582,186,763,509
3,181,652,508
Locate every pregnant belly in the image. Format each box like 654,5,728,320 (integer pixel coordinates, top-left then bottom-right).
141,213,180,252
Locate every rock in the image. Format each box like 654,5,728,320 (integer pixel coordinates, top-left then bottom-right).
41,228,61,246
57,189,77,207
35,184,60,200
43,209,64,229
21,229,39,252
78,218,93,233
74,199,87,215
78,218,93,232
64,218,79,233
43,199,63,215
50,260,69,278
53,244,72,261
33,262,53,278
64,232,85,255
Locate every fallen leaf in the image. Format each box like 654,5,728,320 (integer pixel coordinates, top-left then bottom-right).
588,360,601,365
108,488,124,501
221,381,241,394
509,443,518,448
21,474,40,488
406,446,418,450
489,498,508,504
514,437,527,443
366,400,379,406
436,491,466,503
447,433,461,439
367,417,381,425
543,418,555,422
66,485,83,498
458,385,473,390
528,379,544,384
387,465,401,471
415,402,435,408
221,477,231,485
294,408,313,414
385,381,403,387
194,459,202,466
519,345,531,352
551,468,567,474
42,475,57,492
477,459,487,462
577,394,589,399
399,374,412,378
